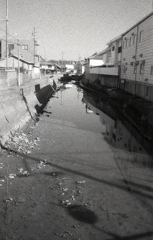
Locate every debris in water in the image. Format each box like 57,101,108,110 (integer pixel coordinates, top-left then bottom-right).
17,168,30,176
8,173,16,179
62,188,68,192
61,199,71,206
5,129,40,154
76,180,86,184
4,197,13,203
0,179,5,182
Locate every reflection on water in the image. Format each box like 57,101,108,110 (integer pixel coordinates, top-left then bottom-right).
81,89,153,190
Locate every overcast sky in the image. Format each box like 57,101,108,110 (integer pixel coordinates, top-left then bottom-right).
0,0,153,60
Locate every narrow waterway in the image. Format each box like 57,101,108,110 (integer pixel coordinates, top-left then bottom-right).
34,82,153,237
0,82,153,240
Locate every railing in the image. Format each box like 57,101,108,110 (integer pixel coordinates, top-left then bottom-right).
90,66,119,76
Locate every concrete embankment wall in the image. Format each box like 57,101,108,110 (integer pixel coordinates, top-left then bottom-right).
0,75,52,144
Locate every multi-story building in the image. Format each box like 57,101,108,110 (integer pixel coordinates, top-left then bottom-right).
120,11,153,102
84,35,122,88
84,11,153,103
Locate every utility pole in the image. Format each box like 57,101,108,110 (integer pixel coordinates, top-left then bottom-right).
17,39,20,86
62,52,64,73
32,27,36,66
6,0,8,70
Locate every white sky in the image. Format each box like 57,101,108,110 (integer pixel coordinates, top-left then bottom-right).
0,0,153,60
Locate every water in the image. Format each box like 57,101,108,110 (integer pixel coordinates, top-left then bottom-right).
21,82,153,238
46,83,153,190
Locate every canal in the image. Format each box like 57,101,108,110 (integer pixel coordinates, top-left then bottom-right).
0,81,153,239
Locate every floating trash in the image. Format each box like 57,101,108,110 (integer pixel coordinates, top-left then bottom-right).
17,168,30,176
62,188,68,192
4,197,13,203
0,179,5,182
72,196,75,201
76,180,86,184
61,200,71,206
8,173,16,179
22,171,30,176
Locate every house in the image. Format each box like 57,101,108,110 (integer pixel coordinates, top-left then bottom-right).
0,38,40,69
9,39,39,66
84,35,122,88
0,37,41,86
40,61,56,74
120,10,153,102
65,64,74,73
74,60,85,74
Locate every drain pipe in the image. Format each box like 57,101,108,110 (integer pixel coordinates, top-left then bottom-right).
134,25,139,95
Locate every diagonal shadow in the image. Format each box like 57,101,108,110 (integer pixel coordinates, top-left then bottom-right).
1,143,153,201
1,144,153,239
123,180,153,192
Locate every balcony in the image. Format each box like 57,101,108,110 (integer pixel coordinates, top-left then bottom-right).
90,66,119,76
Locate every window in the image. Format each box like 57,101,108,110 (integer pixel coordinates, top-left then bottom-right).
140,62,145,75
126,39,128,48
112,46,115,51
123,39,127,49
22,45,28,50
124,66,127,73
0,41,1,58
8,44,14,50
134,34,137,45
150,66,153,76
139,30,144,42
129,37,132,47
118,46,122,53
134,64,137,74
146,86,149,97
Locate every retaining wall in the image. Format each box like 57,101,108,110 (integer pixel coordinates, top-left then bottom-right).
0,75,52,144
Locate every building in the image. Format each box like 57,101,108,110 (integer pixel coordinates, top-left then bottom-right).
0,37,40,86
120,11,153,102
0,38,39,69
84,10,153,103
9,39,39,67
84,35,122,88
40,61,56,74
